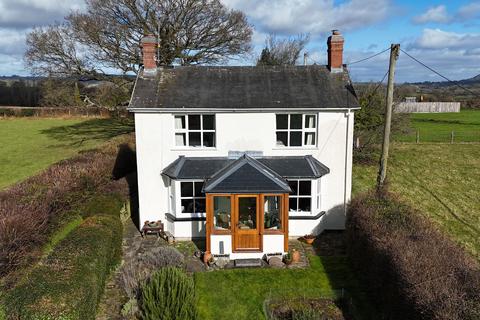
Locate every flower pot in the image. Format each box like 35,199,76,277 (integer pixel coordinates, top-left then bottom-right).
291,250,301,263
304,237,315,245
203,251,212,265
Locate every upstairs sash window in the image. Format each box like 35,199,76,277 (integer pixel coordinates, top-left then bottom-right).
175,114,216,147
276,114,316,147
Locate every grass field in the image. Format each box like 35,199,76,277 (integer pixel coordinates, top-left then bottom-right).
353,143,480,260
0,117,133,189
396,110,480,142
195,255,372,320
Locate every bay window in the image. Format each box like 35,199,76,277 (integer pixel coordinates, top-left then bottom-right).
180,181,206,213
288,180,312,213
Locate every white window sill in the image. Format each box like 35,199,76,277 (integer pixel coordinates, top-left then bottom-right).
178,212,206,218
288,211,313,216
171,147,217,151
273,146,317,150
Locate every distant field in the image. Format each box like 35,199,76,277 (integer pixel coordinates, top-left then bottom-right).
396,110,480,142
353,144,480,260
0,117,134,189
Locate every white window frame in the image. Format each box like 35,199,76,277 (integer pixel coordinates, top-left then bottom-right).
275,114,317,148
288,179,313,214
177,180,206,214
174,114,216,148
316,178,322,210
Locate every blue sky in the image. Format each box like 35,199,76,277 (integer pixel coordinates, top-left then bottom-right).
0,0,479,82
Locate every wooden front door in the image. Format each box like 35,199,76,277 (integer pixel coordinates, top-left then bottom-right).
233,195,261,252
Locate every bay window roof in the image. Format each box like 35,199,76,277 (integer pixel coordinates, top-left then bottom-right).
162,154,330,181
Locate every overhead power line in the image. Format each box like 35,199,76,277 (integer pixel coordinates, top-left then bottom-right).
400,48,480,99
348,47,390,66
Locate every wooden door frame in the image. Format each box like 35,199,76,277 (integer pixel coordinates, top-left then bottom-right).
233,194,262,252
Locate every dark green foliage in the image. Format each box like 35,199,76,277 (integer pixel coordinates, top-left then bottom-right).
141,267,197,320
3,195,123,319
346,191,480,320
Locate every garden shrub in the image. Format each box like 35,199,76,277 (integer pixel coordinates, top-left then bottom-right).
141,267,197,320
0,108,15,117
120,246,184,317
3,195,123,319
346,190,480,320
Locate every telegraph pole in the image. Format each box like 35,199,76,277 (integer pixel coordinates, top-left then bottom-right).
377,44,400,190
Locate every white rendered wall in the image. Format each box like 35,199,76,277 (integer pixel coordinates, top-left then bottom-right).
210,234,284,259
134,110,354,236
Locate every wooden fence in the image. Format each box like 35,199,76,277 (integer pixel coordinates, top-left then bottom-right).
395,102,460,113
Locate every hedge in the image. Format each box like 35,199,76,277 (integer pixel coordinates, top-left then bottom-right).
0,136,132,279
3,194,123,319
346,191,480,320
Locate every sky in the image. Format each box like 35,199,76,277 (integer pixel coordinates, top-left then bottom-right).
0,0,479,83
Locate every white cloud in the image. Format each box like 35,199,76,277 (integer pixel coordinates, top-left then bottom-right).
457,1,480,20
0,0,84,29
222,0,391,36
412,28,480,50
412,5,450,24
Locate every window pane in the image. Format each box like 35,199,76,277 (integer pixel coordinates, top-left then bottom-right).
298,198,311,212
214,196,231,230
238,197,257,230
175,115,185,129
290,131,302,146
189,132,201,146
305,115,316,128
180,182,193,197
288,180,298,195
264,196,281,230
203,132,215,147
195,198,206,213
188,115,201,130
290,114,302,129
276,132,288,146
194,182,204,197
276,114,288,129
299,181,311,195
175,133,186,146
289,198,298,211
304,132,315,146
181,199,194,213
203,115,215,130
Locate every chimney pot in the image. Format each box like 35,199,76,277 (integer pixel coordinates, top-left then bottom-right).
141,34,157,74
327,30,344,73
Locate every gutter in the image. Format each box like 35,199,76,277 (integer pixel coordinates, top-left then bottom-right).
127,66,142,109
127,107,361,113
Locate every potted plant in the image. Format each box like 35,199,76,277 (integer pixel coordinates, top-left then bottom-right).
203,251,213,265
283,252,292,265
303,234,316,245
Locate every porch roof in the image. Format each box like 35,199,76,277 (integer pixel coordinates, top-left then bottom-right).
202,154,291,193
162,155,330,180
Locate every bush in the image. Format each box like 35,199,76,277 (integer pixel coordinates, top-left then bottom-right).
0,108,15,117
141,267,197,320
0,135,132,279
3,195,123,319
346,191,480,320
120,247,184,317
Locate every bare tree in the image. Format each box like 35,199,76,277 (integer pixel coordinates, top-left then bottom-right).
25,0,252,76
257,34,309,66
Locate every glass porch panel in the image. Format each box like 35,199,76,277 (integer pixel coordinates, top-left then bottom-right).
213,196,231,230
238,197,257,230
264,196,281,230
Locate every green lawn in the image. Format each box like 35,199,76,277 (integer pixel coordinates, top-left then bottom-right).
195,256,372,320
396,110,480,142
0,117,133,189
353,144,480,260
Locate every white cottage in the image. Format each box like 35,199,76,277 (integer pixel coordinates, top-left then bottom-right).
128,30,359,259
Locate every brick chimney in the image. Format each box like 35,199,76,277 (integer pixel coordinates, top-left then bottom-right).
327,30,344,73
141,34,157,73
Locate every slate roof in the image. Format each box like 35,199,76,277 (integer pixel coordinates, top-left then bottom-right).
203,155,291,193
129,65,359,110
162,155,330,180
